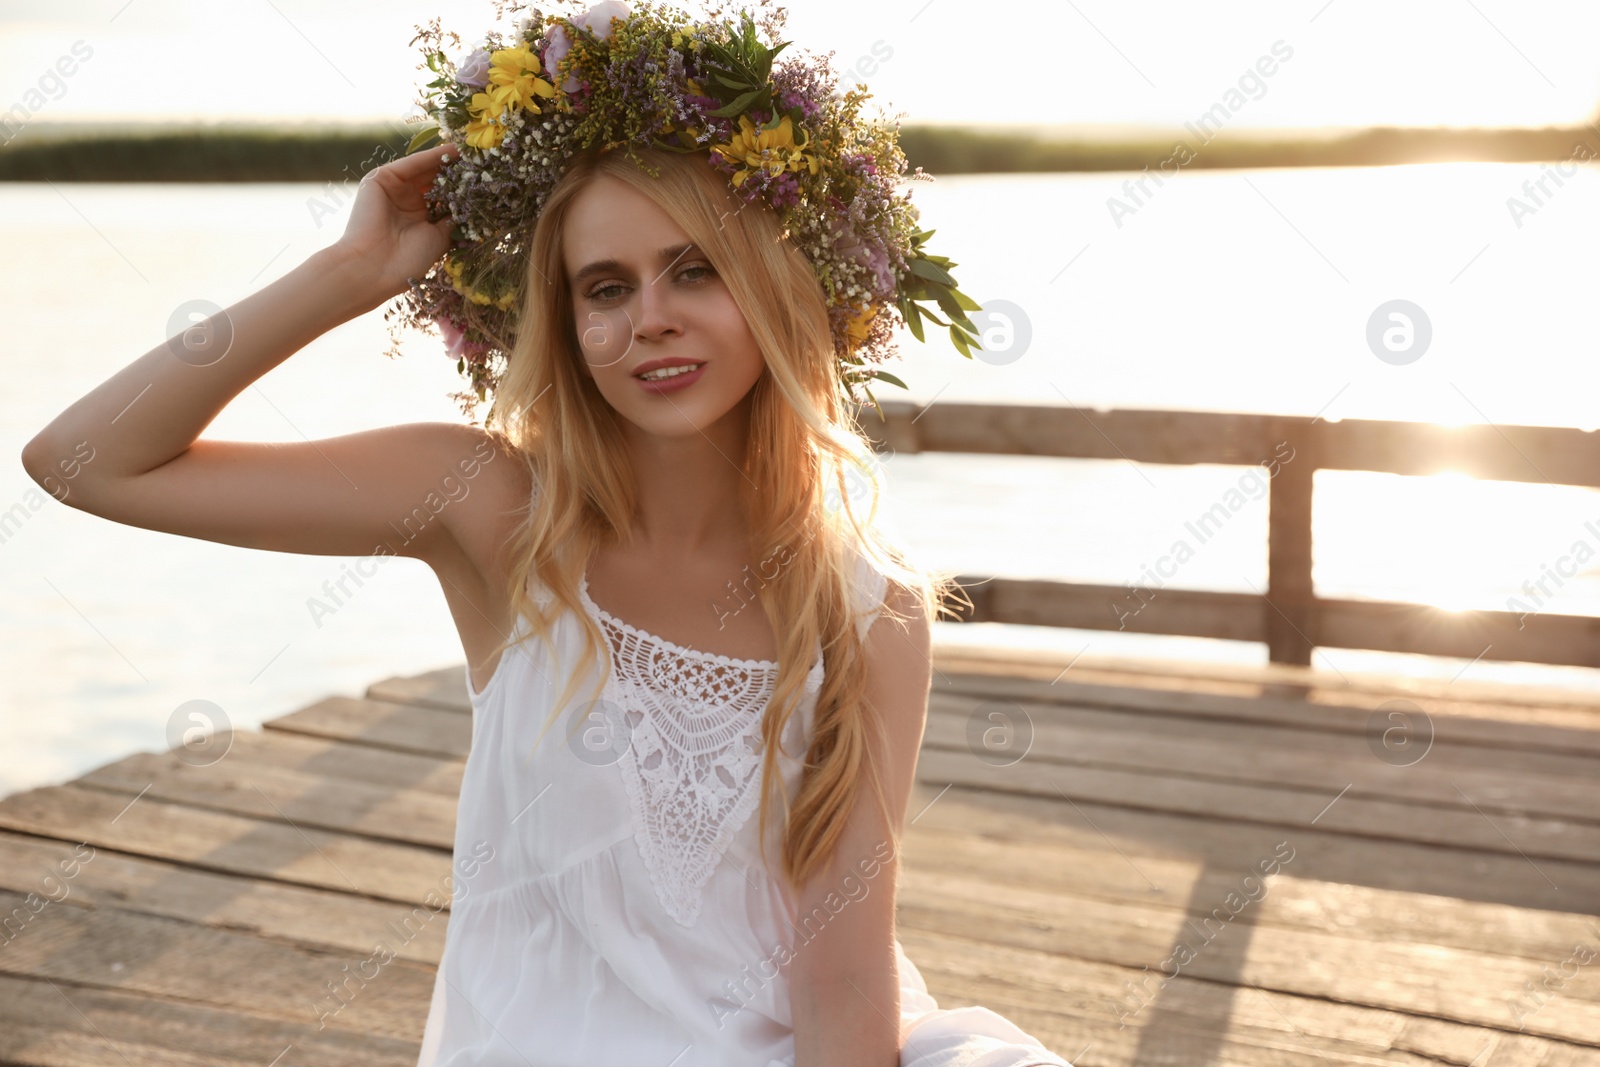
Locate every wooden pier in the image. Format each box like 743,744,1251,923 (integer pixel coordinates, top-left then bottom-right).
1,641,1597,1066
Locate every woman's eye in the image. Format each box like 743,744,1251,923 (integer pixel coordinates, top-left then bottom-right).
586,265,713,302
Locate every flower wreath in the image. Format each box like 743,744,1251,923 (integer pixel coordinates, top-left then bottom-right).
385,0,983,416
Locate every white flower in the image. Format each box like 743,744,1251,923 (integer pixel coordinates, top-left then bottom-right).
575,1,631,41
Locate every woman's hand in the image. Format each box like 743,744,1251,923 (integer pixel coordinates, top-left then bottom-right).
332,141,459,307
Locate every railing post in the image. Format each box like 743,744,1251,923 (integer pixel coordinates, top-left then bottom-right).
1265,417,1317,666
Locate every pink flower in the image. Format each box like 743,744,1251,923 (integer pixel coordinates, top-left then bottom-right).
543,2,630,94
437,316,470,360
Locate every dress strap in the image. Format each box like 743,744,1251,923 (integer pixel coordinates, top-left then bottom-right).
849,541,890,641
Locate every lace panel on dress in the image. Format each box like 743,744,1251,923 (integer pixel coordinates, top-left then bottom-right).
580,577,823,927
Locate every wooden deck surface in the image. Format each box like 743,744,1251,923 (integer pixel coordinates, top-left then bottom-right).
2,642,1598,1066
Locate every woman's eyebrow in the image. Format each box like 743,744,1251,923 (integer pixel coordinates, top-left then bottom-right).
572,242,699,285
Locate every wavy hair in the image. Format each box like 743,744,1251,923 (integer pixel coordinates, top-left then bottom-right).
473,144,965,890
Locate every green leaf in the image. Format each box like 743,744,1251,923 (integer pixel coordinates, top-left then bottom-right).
949,287,984,313
903,304,926,343
648,136,707,155
407,123,441,153
949,322,977,357
909,258,957,287
854,381,882,419
871,370,908,390
707,87,765,118
932,285,968,321
917,303,952,329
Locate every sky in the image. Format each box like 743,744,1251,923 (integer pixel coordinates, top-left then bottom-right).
2,0,1600,132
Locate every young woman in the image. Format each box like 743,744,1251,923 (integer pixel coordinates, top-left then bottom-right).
21,7,1074,1067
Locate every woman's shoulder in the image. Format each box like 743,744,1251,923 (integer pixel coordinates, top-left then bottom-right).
429,423,533,519
411,422,533,574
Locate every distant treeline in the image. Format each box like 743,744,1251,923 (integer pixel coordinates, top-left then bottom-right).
2,122,1599,181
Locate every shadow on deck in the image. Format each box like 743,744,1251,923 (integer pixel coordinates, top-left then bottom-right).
1,642,1597,1066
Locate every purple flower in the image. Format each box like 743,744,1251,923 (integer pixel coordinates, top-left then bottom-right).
768,172,800,208
456,48,491,88
830,220,895,297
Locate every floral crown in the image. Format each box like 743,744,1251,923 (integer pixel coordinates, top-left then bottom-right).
386,0,983,416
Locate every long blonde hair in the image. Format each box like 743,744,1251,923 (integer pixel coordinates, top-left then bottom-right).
473,144,965,890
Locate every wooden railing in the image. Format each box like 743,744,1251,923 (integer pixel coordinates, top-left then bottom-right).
854,400,1600,669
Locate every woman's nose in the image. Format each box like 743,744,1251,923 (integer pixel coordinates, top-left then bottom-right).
632,274,683,342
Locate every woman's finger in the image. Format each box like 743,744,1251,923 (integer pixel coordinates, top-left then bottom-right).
386,141,457,181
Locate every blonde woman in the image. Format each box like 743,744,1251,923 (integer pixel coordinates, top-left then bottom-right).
22,7,1075,1066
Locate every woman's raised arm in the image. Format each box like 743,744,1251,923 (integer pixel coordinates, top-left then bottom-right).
17,143,493,564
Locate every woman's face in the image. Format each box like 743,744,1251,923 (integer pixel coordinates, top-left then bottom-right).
561,173,766,439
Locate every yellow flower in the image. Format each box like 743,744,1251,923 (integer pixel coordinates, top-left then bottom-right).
843,302,878,348
464,90,509,149
711,113,819,188
442,258,518,310
463,118,503,150
486,43,556,113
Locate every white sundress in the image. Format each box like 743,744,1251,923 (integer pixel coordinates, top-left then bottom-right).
415,538,1075,1067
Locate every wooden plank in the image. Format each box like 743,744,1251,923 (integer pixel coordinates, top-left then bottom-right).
905,783,1600,916
954,578,1266,643
0,973,419,1067
929,639,1600,717
927,669,1600,761
74,749,457,851
264,697,470,759
207,728,464,796
947,576,1600,672
365,666,470,715
924,697,1600,824
928,633,1600,716
0,785,454,906
0,890,435,1039
0,831,445,964
1320,416,1600,488
1317,597,1600,671
858,400,1600,492
894,867,1600,1044
926,686,1598,783
899,824,1600,968
1267,415,1318,668
912,746,1600,864
1266,415,1316,666
897,924,1600,1066
858,403,1281,467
